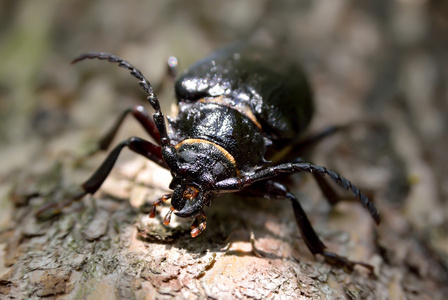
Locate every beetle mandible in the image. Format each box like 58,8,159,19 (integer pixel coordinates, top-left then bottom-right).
39,42,380,272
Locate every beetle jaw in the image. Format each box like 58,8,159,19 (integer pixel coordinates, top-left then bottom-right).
157,183,210,238
172,184,215,218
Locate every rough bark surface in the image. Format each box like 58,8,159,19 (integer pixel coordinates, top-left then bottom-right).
1,1,447,299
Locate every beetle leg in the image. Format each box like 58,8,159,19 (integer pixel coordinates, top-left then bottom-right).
94,106,161,153
291,125,343,150
321,251,374,273
149,194,172,218
288,121,374,154
190,211,207,238
248,180,374,273
36,137,166,219
153,56,178,94
81,137,167,197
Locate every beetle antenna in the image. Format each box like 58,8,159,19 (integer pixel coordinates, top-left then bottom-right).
220,162,381,224
71,52,171,147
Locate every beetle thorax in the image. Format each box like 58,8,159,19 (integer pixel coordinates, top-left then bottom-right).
175,138,239,181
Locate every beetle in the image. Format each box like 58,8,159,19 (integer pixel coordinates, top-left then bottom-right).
38,42,380,272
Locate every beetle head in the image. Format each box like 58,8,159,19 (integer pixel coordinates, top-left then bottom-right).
169,173,214,218
171,184,204,218
165,139,239,218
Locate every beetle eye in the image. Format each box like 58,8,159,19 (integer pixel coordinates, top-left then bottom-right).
183,185,199,201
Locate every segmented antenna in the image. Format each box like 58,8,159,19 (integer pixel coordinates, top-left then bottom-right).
243,162,381,224
71,52,170,147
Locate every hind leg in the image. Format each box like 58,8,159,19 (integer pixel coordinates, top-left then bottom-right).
244,180,374,273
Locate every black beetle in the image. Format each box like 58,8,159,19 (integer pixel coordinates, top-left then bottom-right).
39,42,380,272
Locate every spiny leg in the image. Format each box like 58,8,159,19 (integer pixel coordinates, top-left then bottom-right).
240,181,324,254
35,190,87,220
251,180,374,273
36,137,165,218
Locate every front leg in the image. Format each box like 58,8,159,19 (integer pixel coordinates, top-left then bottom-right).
36,137,166,218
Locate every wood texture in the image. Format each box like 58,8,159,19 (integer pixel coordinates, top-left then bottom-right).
1,1,447,298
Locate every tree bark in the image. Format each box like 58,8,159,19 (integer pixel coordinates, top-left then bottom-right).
1,1,447,299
